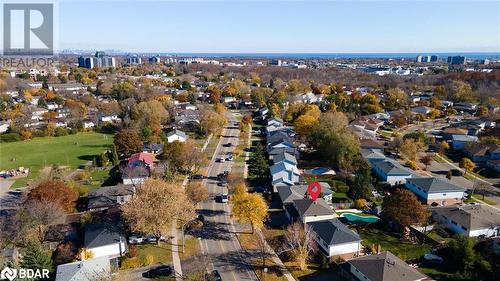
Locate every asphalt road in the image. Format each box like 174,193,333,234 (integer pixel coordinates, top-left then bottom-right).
198,111,258,281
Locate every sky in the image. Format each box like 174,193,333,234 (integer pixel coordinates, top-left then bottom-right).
56,0,500,53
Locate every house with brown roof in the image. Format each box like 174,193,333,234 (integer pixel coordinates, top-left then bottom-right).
432,204,500,237
340,251,431,281
442,127,468,140
464,144,500,163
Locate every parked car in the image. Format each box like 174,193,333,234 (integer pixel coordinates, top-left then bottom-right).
226,154,234,161
218,157,226,163
128,235,144,244
143,265,172,278
190,174,204,180
210,270,222,281
220,193,229,203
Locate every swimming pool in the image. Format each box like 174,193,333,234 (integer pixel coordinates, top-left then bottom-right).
341,213,379,223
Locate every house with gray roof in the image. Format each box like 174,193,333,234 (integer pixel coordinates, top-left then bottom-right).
372,160,414,185
451,134,478,150
272,152,297,166
362,148,387,164
341,251,429,281
291,198,336,223
270,162,300,191
166,129,188,143
55,256,111,281
87,184,136,211
307,219,361,259
143,143,164,154
432,204,500,237
405,177,465,206
84,224,127,258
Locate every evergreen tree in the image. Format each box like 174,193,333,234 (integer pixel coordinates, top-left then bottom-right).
21,241,53,272
110,144,119,166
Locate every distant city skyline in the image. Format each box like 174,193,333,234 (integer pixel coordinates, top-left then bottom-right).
57,0,499,53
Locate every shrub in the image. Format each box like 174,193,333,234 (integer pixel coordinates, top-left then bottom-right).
74,170,91,181
333,181,349,193
354,198,368,209
0,133,21,142
32,130,47,138
144,254,154,266
406,160,418,170
121,258,141,269
20,130,33,140
55,127,69,137
127,245,138,258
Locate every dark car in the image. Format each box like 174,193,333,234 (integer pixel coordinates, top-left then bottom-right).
143,265,172,278
190,174,204,180
451,169,463,176
224,142,233,147
210,270,222,281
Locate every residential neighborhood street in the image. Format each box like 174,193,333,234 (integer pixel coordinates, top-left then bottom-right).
198,111,258,281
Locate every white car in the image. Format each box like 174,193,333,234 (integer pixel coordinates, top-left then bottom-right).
219,157,226,163
221,193,229,203
128,235,144,244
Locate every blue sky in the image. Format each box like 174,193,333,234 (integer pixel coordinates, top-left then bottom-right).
58,0,500,53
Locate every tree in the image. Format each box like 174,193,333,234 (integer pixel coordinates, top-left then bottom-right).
440,236,491,281
400,139,425,162
382,189,430,234
476,106,489,117
248,144,269,182
420,154,433,170
110,144,120,166
121,179,195,244
293,114,318,137
200,109,227,136
114,129,143,157
185,182,209,205
231,190,268,234
21,199,65,243
282,222,317,271
459,157,475,175
439,141,450,155
182,139,205,174
26,180,77,213
389,137,404,156
21,241,53,272
161,140,185,176
385,88,408,110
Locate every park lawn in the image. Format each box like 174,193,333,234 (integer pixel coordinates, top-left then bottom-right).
357,228,432,261
0,132,113,189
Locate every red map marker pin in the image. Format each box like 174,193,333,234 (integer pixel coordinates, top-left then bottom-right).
307,181,321,201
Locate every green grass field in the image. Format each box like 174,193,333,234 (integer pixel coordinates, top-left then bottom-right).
0,132,113,189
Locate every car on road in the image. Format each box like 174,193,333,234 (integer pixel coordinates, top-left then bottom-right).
451,169,463,176
218,157,226,163
143,265,172,278
224,142,233,147
226,154,234,161
210,270,222,281
217,180,227,187
221,193,229,203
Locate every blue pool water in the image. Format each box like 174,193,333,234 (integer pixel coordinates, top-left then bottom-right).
341,213,379,223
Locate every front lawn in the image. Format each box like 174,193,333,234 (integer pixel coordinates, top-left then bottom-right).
356,227,432,261
179,235,200,261
120,243,173,270
0,132,113,188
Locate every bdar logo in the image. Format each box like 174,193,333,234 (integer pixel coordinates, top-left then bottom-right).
0,267,17,281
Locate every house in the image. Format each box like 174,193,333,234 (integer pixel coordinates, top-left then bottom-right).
270,162,300,190
451,134,479,150
84,224,127,258
454,102,477,112
268,147,297,160
340,251,430,281
411,106,432,115
256,107,269,120
432,204,500,237
143,143,164,155
268,139,295,151
277,185,308,206
307,219,362,260
87,184,136,211
166,129,188,143
442,127,468,140
486,159,500,173
121,165,149,185
267,117,284,127
55,256,112,281
372,160,414,185
405,177,465,206
291,198,336,223
361,149,387,164
99,114,120,123
272,152,297,166
464,144,500,163
128,152,154,167
360,139,385,150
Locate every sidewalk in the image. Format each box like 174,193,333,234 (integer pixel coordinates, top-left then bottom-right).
256,230,296,281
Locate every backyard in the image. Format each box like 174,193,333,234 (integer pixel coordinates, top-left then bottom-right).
0,132,113,189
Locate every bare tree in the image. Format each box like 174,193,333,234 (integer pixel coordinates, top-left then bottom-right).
280,222,317,270
23,199,65,244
